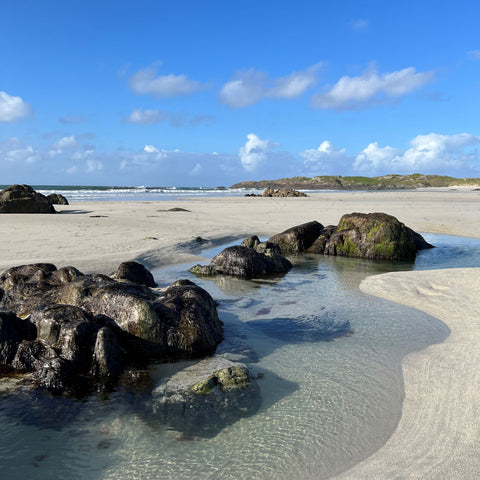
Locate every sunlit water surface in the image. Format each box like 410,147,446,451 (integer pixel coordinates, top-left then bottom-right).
1,234,479,480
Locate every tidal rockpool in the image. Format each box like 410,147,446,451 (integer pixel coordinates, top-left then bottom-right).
0,234,478,480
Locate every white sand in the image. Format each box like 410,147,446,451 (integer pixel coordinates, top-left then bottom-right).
1,189,480,478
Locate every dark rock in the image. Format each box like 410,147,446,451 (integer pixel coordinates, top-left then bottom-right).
0,261,224,394
410,228,434,251
154,280,223,357
90,326,124,379
306,225,336,254
268,220,324,253
30,304,99,367
149,356,260,437
0,309,36,365
324,212,418,260
46,193,69,205
111,261,156,287
0,184,56,214
190,245,292,278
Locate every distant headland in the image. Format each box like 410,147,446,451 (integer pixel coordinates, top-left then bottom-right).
230,174,480,190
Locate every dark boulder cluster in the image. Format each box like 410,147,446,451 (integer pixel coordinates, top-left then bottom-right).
268,213,433,261
190,212,432,280
0,184,68,214
190,236,292,278
0,261,223,394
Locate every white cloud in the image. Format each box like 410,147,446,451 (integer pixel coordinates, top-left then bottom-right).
219,70,266,107
54,136,78,150
220,63,322,107
0,91,32,123
300,141,350,173
311,65,434,111
239,133,273,171
86,159,103,173
354,133,480,173
129,65,202,97
144,144,160,153
125,108,168,124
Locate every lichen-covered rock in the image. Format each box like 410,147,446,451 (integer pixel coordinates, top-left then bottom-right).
190,245,292,278
111,261,156,287
324,212,418,260
0,184,56,214
149,356,260,437
268,220,324,253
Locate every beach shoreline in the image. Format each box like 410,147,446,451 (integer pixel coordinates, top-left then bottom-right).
1,190,479,478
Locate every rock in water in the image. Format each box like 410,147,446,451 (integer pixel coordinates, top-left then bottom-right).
324,212,420,260
190,245,292,278
149,356,260,437
0,262,223,394
268,220,324,253
0,184,56,214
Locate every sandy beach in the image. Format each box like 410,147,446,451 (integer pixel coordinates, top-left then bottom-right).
1,189,479,478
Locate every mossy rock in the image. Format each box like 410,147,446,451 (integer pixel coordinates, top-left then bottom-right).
325,212,418,260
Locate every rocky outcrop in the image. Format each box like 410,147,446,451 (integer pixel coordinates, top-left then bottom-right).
46,193,69,205
268,213,433,260
322,212,430,260
268,220,324,253
0,184,56,214
149,356,261,437
262,187,308,197
0,262,223,394
190,244,292,278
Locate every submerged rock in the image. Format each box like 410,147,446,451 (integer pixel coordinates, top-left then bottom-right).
149,356,260,437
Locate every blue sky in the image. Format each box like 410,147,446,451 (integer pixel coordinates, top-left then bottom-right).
2,0,480,186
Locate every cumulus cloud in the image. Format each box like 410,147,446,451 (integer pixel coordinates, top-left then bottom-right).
0,91,32,122
311,65,434,111
238,133,273,171
125,108,168,124
354,133,480,173
220,63,322,107
300,141,350,174
129,65,203,97
54,136,78,150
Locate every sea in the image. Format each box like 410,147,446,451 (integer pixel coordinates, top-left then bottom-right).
0,188,479,479
1,185,266,202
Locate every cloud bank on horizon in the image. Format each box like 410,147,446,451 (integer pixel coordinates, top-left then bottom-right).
1,1,480,186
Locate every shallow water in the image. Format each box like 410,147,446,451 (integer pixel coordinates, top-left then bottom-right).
0,234,478,480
